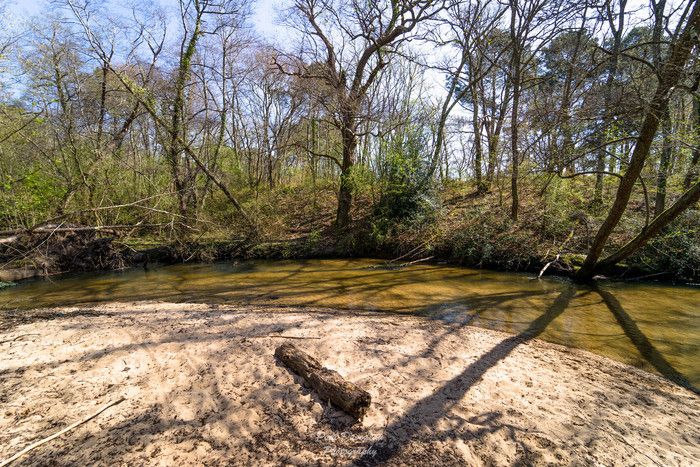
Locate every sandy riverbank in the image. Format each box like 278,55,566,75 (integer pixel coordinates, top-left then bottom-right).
1,301,698,466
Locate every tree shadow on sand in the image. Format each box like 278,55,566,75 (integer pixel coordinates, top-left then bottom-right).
355,285,578,465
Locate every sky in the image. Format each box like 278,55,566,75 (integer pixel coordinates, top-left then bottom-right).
5,0,285,38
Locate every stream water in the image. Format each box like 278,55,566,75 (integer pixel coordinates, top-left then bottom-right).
1,259,698,390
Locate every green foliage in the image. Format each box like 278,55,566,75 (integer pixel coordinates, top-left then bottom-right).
346,163,376,196
374,128,436,222
437,207,540,271
366,128,439,250
626,211,700,281
0,169,66,223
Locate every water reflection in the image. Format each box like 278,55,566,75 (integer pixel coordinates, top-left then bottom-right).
1,259,698,389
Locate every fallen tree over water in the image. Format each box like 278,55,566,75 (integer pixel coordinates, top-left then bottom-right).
0,224,136,279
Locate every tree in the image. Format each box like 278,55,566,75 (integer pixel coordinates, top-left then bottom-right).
435,0,508,193
684,92,700,188
592,0,627,207
282,0,444,227
575,0,700,280
506,0,574,221
66,0,254,228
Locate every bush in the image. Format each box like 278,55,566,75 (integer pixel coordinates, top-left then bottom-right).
373,127,438,223
625,210,700,281
436,208,540,271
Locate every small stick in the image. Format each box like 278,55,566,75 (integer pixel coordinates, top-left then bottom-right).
537,230,574,279
402,256,434,266
0,334,40,345
0,397,125,467
248,335,321,340
538,254,561,279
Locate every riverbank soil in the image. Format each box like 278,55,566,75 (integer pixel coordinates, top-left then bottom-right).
1,302,698,466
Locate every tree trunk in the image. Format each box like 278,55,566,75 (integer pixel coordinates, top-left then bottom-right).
683,97,700,188
557,16,586,174
275,343,371,420
486,135,498,184
594,0,626,207
486,74,510,186
652,0,671,217
575,1,700,281
595,181,700,271
654,109,673,216
510,48,521,222
169,8,203,221
471,81,485,191
335,114,357,228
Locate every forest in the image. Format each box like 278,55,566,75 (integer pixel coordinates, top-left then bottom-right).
1,0,699,282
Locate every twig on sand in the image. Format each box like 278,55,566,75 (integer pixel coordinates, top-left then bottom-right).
600,426,663,467
247,335,321,340
0,397,125,467
0,334,40,345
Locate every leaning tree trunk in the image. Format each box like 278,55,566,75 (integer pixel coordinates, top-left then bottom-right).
575,1,700,281
595,181,700,272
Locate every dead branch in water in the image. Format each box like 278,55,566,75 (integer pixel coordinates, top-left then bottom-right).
402,256,434,266
0,397,125,467
387,243,429,263
538,231,574,279
371,256,435,270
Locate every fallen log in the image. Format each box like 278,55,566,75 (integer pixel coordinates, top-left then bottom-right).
0,223,167,238
274,343,371,420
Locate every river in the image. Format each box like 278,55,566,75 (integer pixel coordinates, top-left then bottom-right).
1,259,697,390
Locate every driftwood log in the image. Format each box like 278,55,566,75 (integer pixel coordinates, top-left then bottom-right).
275,343,371,420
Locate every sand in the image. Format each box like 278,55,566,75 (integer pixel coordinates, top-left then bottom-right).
0,301,698,466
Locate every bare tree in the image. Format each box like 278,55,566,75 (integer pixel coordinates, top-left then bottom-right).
280,0,444,227
424,0,508,192
507,0,575,220
65,0,254,228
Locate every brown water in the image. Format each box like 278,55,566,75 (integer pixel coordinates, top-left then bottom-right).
1,259,698,390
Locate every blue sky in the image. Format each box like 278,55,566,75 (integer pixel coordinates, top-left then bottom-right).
5,0,284,37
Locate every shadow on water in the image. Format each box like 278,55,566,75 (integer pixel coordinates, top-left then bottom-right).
593,285,698,395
